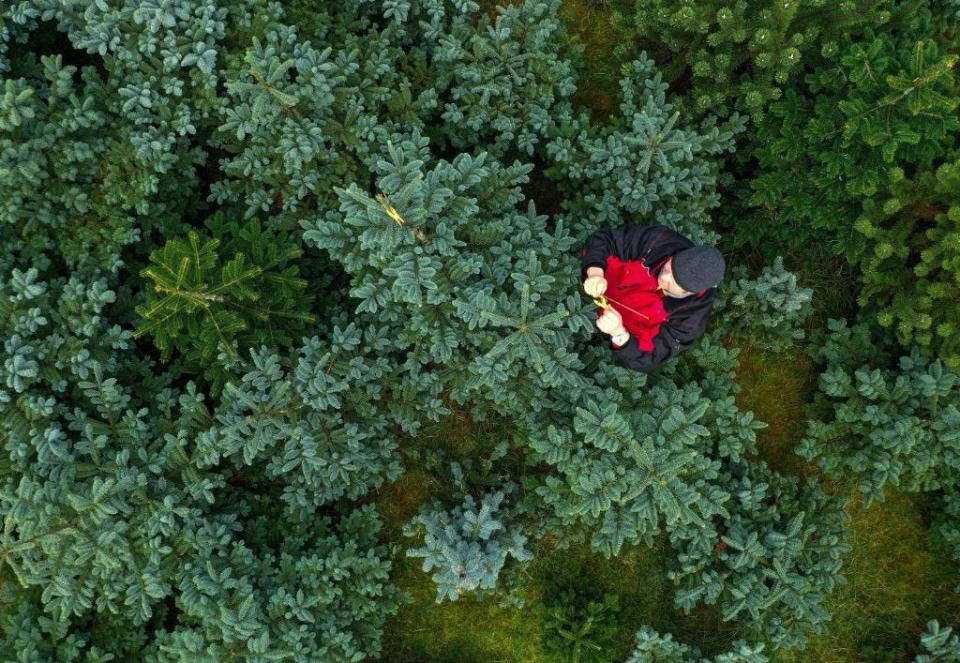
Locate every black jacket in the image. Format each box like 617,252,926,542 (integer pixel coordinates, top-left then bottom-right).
581,224,717,372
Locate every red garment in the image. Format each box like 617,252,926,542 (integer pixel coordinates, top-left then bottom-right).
597,255,670,351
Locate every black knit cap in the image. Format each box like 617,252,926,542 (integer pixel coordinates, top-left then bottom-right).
671,245,725,292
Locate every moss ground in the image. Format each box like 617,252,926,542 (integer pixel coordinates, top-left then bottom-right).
557,0,631,122
732,343,818,479
772,488,960,663
378,550,547,663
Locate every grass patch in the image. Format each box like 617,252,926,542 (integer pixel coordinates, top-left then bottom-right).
375,469,435,541
558,0,633,122
731,342,819,478
773,488,960,663
378,551,547,663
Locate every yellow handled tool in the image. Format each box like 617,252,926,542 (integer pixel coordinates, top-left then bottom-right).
591,293,650,320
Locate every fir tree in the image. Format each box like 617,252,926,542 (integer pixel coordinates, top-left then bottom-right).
147,504,401,663
660,331,768,464
135,212,316,390
403,490,533,603
749,16,960,367
545,53,745,246
667,460,851,650
854,159,960,370
0,262,402,660
798,318,960,504
627,625,768,663
194,339,406,512
610,0,895,120
713,256,814,351
916,620,960,663
3,0,228,220
529,390,730,557
430,0,578,157
303,135,598,423
0,54,142,279
537,589,621,663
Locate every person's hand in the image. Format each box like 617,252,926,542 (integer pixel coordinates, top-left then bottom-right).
583,269,607,298
596,308,625,336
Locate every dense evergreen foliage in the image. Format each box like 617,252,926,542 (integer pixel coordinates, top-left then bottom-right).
799,318,960,504
611,0,896,120
135,214,316,390
750,28,960,368
2,0,959,660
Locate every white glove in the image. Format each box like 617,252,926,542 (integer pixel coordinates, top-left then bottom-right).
583,275,608,298
596,309,625,336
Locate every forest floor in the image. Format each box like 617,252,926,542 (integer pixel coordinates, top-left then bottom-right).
373,1,960,661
